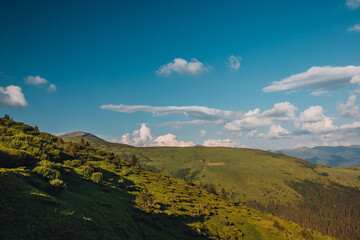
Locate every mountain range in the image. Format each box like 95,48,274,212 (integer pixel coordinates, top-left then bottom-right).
275,146,360,167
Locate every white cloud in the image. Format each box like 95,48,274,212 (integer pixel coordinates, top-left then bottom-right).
102,102,297,133
154,134,194,147
119,123,194,147
0,85,28,108
246,129,257,138
25,75,48,85
101,104,243,122
156,58,210,76
298,106,337,133
346,0,360,9
263,66,360,93
47,84,57,92
310,90,328,96
302,118,337,133
203,138,238,147
200,129,206,137
228,55,241,70
224,116,272,131
299,106,326,122
347,24,360,32
258,125,290,139
337,94,360,118
261,102,298,119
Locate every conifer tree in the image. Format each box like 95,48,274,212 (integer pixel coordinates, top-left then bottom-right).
34,125,39,132
220,187,227,200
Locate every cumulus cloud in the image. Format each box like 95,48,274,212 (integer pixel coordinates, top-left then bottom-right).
261,102,298,119
347,24,360,32
337,94,360,118
299,106,326,123
154,134,194,147
156,58,210,76
258,125,290,139
25,75,48,85
47,84,57,92
200,129,206,137
263,66,360,94
346,0,360,9
203,138,238,147
0,85,28,108
119,123,194,147
228,55,241,70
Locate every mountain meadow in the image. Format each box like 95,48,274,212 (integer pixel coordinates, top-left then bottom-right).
61,131,360,240
0,116,339,240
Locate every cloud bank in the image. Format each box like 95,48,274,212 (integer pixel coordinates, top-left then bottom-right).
203,138,238,147
118,123,194,147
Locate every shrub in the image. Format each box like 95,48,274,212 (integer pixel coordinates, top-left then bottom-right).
63,159,83,168
81,165,94,178
47,179,67,196
91,172,103,183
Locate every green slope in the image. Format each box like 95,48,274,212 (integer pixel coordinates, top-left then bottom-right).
61,132,360,240
0,118,331,240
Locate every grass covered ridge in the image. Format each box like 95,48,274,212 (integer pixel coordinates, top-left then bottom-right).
62,132,360,240
0,117,333,239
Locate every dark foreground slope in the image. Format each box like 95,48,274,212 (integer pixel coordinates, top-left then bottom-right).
0,118,330,240
62,132,360,240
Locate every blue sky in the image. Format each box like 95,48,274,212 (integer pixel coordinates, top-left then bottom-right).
1,0,360,149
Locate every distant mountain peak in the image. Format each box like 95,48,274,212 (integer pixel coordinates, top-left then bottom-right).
61,131,100,138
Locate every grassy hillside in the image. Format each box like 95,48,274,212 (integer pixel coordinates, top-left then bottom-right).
0,117,331,240
276,146,360,167
61,132,360,240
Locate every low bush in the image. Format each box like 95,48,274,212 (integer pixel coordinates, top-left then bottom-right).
91,172,103,183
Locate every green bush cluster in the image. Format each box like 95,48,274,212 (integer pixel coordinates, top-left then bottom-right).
33,160,63,180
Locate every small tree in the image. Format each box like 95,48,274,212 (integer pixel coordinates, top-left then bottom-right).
208,183,217,195
34,125,39,132
3,114,10,120
130,154,141,169
80,138,86,146
220,187,227,200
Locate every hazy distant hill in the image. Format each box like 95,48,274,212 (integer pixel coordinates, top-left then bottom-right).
62,131,360,240
60,131,132,150
276,146,360,167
